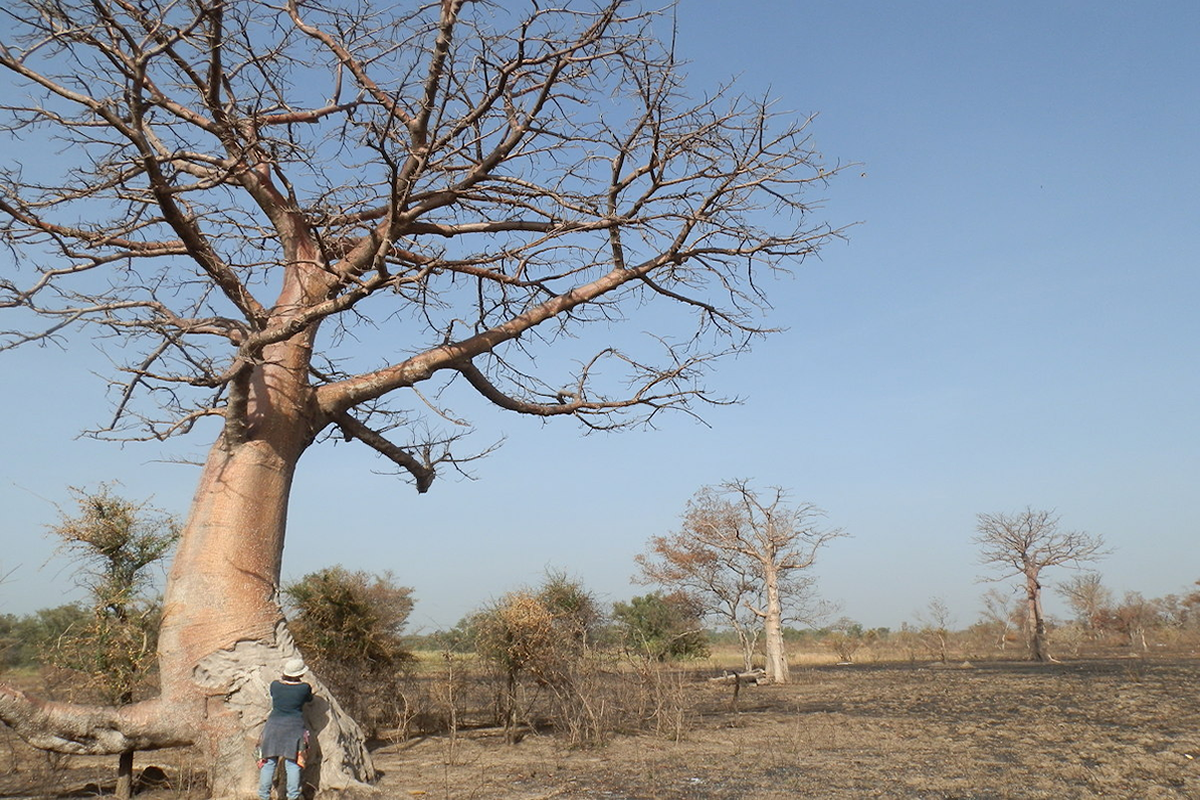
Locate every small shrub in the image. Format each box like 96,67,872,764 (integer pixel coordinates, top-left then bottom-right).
285,567,415,738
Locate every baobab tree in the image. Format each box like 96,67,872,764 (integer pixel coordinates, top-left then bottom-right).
974,508,1107,662
0,0,846,794
639,480,846,683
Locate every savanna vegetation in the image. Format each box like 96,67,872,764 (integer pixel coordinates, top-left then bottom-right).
4,519,1200,798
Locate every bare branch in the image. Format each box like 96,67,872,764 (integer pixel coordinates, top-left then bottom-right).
0,689,189,754
2,0,846,468
330,410,436,493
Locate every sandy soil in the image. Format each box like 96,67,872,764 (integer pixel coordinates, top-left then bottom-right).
4,658,1199,799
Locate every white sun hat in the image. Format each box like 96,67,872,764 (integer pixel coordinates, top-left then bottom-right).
282,657,308,677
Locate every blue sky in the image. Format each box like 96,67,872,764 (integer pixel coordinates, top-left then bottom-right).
2,2,1197,633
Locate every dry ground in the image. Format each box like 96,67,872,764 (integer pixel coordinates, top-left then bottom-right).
376,657,1200,800
4,657,1199,799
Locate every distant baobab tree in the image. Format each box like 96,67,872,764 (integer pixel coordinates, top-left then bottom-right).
639,480,846,683
974,508,1108,662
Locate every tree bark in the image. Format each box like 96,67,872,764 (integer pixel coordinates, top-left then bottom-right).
1,346,375,797
116,750,133,800
502,669,519,744
761,566,790,684
0,689,188,754
735,626,756,673
151,351,375,796
1025,571,1049,662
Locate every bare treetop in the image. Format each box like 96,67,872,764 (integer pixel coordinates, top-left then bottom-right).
1,0,845,488
974,508,1108,580
639,479,847,682
973,506,1108,661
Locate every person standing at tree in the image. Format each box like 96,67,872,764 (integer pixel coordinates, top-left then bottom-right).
257,658,314,800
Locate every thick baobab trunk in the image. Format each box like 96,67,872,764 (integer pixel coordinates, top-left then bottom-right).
2,344,376,797
1024,571,1049,662
762,568,790,684
156,427,375,797
153,313,376,795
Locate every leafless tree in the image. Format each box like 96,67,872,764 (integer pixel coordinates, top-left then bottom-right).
974,508,1107,662
1156,582,1200,633
639,480,846,683
0,0,845,791
1055,572,1113,638
822,617,876,664
915,596,954,663
978,587,1021,651
1108,591,1161,652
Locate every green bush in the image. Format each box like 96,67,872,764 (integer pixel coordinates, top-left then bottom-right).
612,591,709,661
